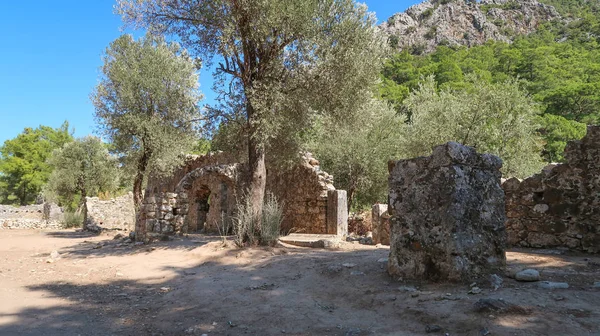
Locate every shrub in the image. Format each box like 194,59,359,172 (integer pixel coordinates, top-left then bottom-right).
260,193,283,246
232,192,256,247
63,211,84,229
232,191,284,247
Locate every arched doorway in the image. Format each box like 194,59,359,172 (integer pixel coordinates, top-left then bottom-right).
174,164,239,233
192,185,211,232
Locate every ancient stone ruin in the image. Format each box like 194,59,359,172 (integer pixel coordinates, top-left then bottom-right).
388,142,507,281
503,125,600,253
85,193,136,232
140,152,348,237
0,203,63,230
371,203,390,245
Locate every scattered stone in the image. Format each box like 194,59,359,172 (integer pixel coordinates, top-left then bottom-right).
469,287,482,295
473,298,530,315
50,250,60,259
593,281,600,288
246,283,276,291
342,263,356,268
160,287,171,292
350,271,365,276
398,286,418,292
552,295,565,301
113,233,124,240
377,258,389,263
515,269,540,282
129,231,136,240
326,264,343,273
116,272,124,277
490,274,503,290
425,325,442,333
538,281,569,289
480,327,490,335
184,270,197,276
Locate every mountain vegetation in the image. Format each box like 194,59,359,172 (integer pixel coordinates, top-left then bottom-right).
379,0,599,165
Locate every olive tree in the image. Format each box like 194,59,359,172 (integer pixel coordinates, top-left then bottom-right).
45,136,119,224
310,98,404,211
401,76,544,178
117,0,386,224
92,33,202,240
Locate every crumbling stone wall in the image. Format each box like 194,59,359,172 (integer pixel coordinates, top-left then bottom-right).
0,203,63,229
267,153,338,234
141,152,348,236
388,142,506,281
503,125,600,253
86,193,135,231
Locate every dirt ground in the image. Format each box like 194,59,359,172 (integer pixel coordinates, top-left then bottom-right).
0,229,598,336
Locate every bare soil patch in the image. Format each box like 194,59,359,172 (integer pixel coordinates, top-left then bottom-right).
0,230,598,335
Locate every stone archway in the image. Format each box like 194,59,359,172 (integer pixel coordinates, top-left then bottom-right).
174,164,239,233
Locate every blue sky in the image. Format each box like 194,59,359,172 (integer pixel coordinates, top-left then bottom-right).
0,0,420,144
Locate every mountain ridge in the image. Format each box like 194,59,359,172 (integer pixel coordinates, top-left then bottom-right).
380,0,562,54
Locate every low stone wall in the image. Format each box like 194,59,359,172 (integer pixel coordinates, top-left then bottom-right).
0,203,63,229
388,142,506,281
86,193,136,231
503,125,600,253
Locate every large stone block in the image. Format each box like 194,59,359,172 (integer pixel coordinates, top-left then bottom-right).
327,190,348,237
372,203,390,245
388,142,506,282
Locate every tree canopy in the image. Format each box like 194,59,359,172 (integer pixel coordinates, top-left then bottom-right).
92,33,202,240
0,122,73,205
45,136,119,222
117,0,387,228
400,76,544,178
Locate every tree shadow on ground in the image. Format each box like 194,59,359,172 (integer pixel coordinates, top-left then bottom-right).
44,230,99,239
1,237,599,336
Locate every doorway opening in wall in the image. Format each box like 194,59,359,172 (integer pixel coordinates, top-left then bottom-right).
193,185,211,232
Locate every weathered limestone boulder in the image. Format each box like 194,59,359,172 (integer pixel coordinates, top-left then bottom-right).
388,142,506,281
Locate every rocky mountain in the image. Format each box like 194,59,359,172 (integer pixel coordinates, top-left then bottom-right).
381,0,562,54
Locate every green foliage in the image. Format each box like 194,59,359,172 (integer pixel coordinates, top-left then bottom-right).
310,98,405,210
45,136,119,211
538,114,587,162
260,192,283,246
232,190,283,247
191,138,212,156
62,211,84,229
118,0,386,157
400,76,544,178
92,33,202,213
380,15,600,160
0,122,73,205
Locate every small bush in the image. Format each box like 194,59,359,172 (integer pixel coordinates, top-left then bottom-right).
63,211,84,229
233,193,255,247
260,193,284,246
216,212,231,245
232,191,284,247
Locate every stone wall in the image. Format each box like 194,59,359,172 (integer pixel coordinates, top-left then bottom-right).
0,203,63,230
267,153,337,234
388,142,506,281
86,193,136,231
141,152,348,236
503,125,600,253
